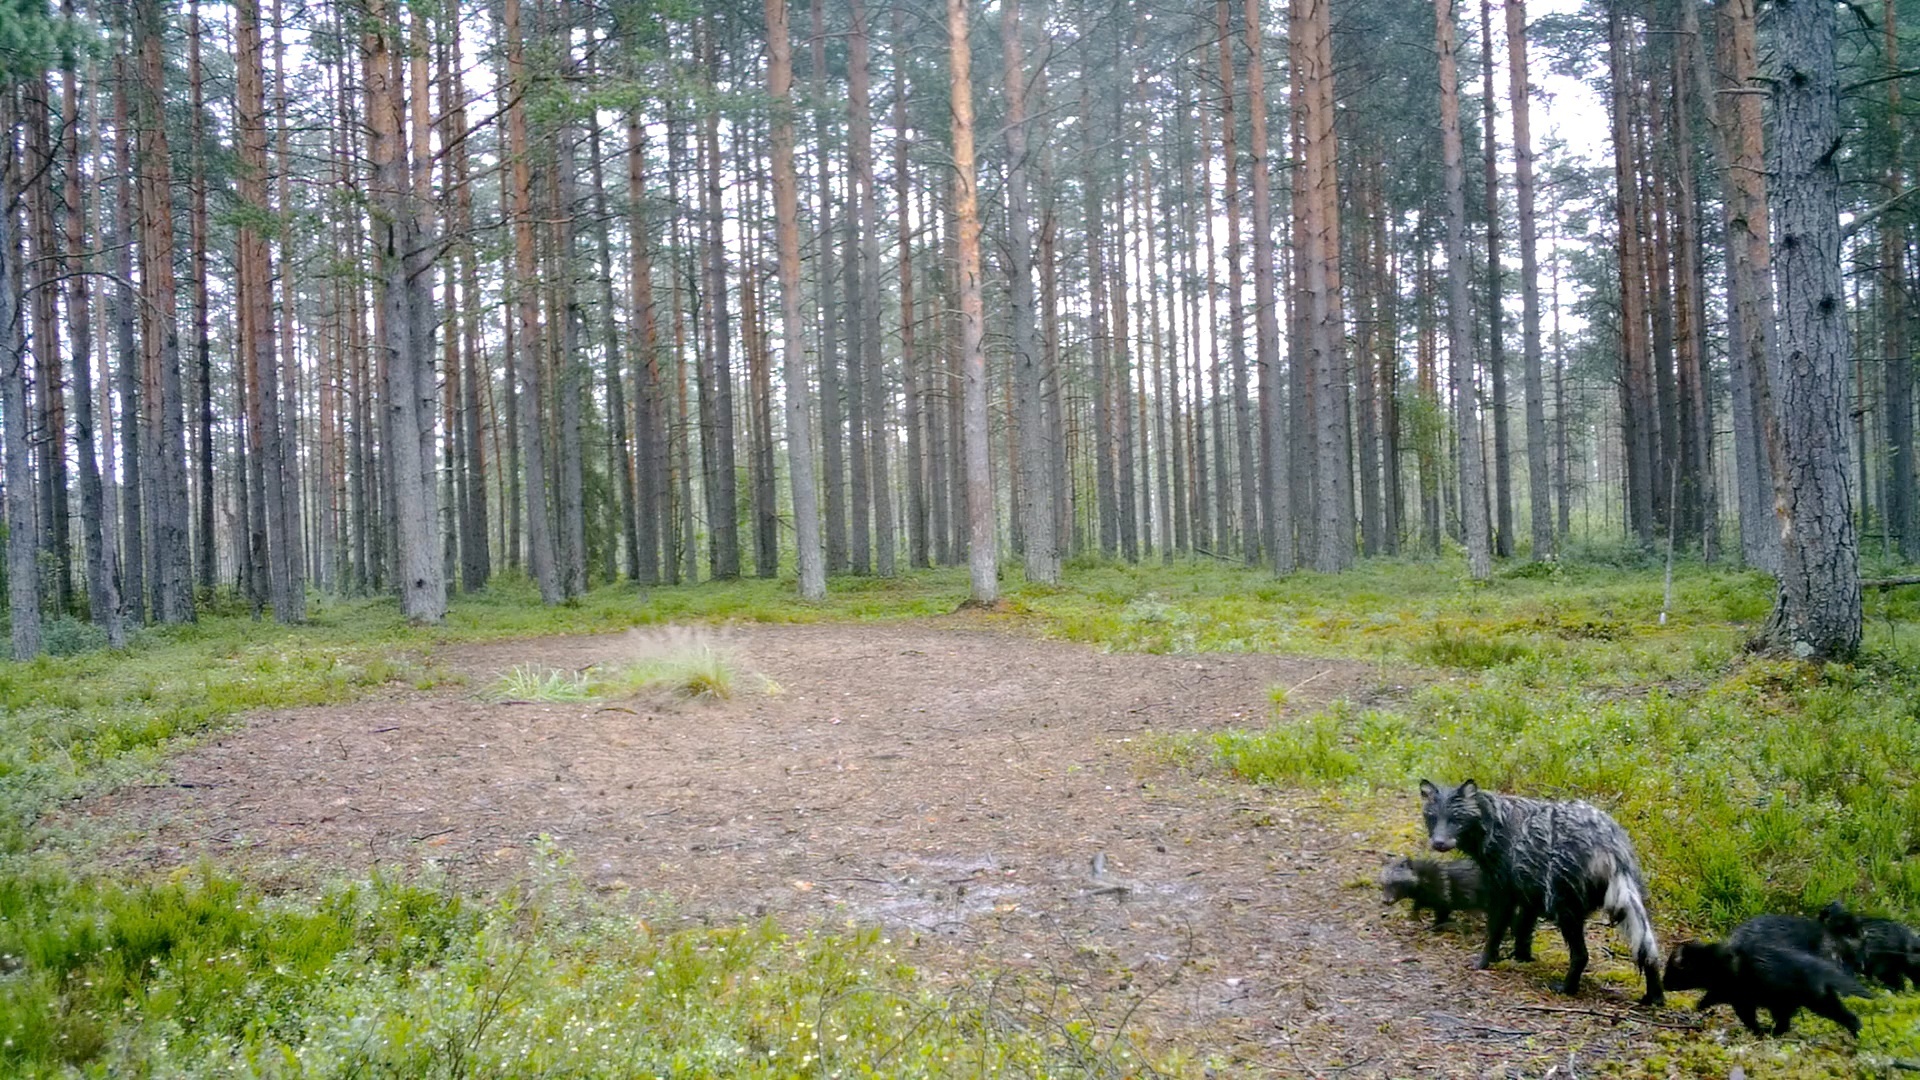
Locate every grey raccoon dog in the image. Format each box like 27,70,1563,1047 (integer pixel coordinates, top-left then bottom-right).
1665,936,1868,1037
1821,900,1920,990
1419,779,1664,1005
1379,857,1487,928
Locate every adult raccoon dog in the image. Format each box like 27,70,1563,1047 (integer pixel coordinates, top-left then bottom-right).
1665,937,1867,1036
1379,856,1488,928
1419,779,1664,1004
1820,901,1920,990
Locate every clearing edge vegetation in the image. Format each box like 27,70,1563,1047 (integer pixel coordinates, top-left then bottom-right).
2,556,1918,1077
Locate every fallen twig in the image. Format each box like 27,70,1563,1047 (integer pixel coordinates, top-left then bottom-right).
1508,1004,1702,1031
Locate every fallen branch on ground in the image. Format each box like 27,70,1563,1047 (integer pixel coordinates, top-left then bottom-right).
1507,1004,1703,1031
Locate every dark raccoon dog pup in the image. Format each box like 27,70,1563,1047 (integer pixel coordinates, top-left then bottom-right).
1664,939,1867,1037
1821,901,1920,990
1730,913,1864,973
1379,856,1488,928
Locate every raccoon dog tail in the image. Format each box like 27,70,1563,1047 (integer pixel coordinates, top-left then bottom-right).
1598,854,1661,970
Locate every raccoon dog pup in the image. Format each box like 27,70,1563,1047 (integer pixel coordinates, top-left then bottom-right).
1419,779,1664,1004
1379,856,1488,928
1665,937,1867,1037
1820,901,1920,990
1729,913,1863,973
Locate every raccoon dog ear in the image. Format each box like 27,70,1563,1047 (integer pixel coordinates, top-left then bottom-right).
1457,779,1479,798
1418,779,1439,800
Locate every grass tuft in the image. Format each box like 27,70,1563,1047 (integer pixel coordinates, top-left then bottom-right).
492,664,594,702
592,639,739,701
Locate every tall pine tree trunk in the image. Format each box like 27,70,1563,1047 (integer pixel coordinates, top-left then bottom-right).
1299,0,1349,571
1438,0,1492,579
629,115,664,585
950,0,996,603
698,23,741,581
1,104,42,658
1880,0,1913,560
768,0,826,600
1608,2,1657,548
1250,0,1290,571
189,0,215,592
1482,0,1512,558
112,59,144,623
1508,0,1553,559
1004,0,1057,583
1758,0,1860,660
1218,0,1259,562
135,0,194,623
1711,0,1779,571
63,49,123,643
505,0,560,602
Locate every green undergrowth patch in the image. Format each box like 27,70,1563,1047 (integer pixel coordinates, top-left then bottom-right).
493,642,745,703
1179,559,1920,1071
1006,555,1756,688
0,861,1170,1079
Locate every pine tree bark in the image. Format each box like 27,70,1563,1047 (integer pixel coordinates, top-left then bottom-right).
551,26,587,599
447,6,489,591
1218,0,1259,562
741,141,779,580
135,0,194,623
62,49,122,644
1084,87,1118,560
24,78,71,616
365,0,444,622
894,6,929,572
238,0,300,622
1608,2,1656,549
1354,151,1384,557
628,114,664,586
812,0,848,575
1,106,42,658
112,58,144,622
1298,0,1349,571
950,0,996,603
846,0,893,577
1757,0,1860,660
1481,0,1512,559
273,0,307,604
504,0,560,602
768,0,826,600
698,22,741,581
189,0,215,592
1437,0,1492,579
1250,0,1291,571
1669,28,1713,559
1002,0,1057,583
1880,0,1913,560
1710,0,1779,571
1507,0,1553,559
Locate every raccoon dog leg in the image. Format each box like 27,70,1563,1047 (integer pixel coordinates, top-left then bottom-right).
1556,911,1590,996
1511,906,1540,962
1806,992,1861,1037
1478,896,1516,969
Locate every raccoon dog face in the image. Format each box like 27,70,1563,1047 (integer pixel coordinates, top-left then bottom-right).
1418,779,1486,855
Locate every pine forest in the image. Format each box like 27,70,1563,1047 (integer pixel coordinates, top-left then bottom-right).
4,0,1920,1072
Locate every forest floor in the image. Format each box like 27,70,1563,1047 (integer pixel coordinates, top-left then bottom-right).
65,617,1712,1077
